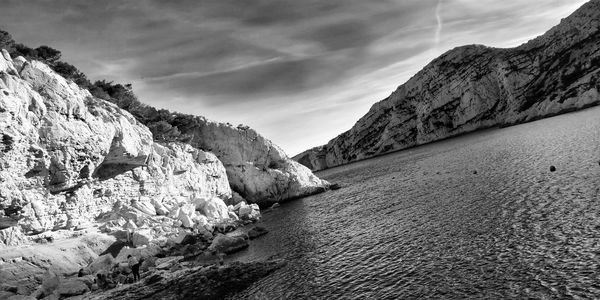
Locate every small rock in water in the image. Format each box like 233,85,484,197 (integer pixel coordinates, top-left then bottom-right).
248,226,269,240
550,165,556,172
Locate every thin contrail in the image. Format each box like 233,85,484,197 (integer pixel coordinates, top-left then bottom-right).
434,0,443,47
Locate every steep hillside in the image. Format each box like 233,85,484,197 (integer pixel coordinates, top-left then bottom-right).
294,0,600,170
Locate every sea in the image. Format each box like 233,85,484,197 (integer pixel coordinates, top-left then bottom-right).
229,106,600,299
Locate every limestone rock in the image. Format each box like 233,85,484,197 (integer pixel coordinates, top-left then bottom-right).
237,202,261,221
294,1,600,170
0,227,26,246
56,279,90,297
248,226,269,240
88,254,115,274
194,197,229,220
173,119,329,206
208,234,249,254
155,256,184,270
133,200,156,216
131,229,153,247
39,270,60,298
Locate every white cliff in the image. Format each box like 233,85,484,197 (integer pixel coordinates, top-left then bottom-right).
0,48,328,249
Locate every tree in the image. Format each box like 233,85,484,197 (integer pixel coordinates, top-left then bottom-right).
13,43,37,59
0,30,15,53
52,61,90,87
147,120,181,142
35,45,61,63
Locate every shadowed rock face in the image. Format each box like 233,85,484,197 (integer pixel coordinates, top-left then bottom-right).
294,0,600,171
83,260,286,300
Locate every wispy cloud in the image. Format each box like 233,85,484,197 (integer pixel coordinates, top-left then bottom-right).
434,0,444,47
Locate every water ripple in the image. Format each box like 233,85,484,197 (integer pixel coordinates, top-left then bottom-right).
229,107,600,299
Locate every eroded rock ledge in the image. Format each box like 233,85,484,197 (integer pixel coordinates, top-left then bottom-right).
294,0,600,171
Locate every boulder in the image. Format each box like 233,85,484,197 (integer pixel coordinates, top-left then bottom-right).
176,204,196,228
115,245,161,264
192,214,209,230
155,256,184,270
228,191,245,206
151,198,169,216
131,229,153,247
238,202,260,221
133,200,156,216
228,211,239,221
75,275,96,289
208,234,249,254
88,254,115,274
38,271,60,298
194,197,229,220
248,226,269,240
56,279,90,297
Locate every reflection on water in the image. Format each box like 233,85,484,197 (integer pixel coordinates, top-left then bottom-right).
229,107,600,299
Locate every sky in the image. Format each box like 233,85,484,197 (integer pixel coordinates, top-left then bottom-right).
0,0,588,156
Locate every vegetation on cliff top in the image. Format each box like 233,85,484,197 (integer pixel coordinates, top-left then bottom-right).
0,29,197,143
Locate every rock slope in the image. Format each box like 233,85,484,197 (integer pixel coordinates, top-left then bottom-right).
294,0,600,170
0,48,328,247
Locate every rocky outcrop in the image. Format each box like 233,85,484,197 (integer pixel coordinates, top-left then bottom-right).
0,47,327,246
172,119,330,206
0,50,231,244
294,0,600,170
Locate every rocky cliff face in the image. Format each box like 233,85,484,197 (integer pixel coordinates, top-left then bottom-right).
0,49,328,246
294,0,600,171
175,119,329,206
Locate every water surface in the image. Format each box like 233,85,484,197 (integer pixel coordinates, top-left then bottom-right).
230,107,600,299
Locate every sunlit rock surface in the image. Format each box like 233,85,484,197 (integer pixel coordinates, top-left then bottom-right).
294,0,600,170
0,49,328,247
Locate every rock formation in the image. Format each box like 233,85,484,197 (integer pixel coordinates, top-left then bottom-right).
294,0,600,170
171,118,330,206
0,48,328,247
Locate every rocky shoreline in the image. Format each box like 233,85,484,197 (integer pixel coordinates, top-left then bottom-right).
0,42,329,299
0,207,281,299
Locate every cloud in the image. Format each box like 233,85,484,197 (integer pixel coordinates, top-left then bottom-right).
435,0,444,47
0,0,589,155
